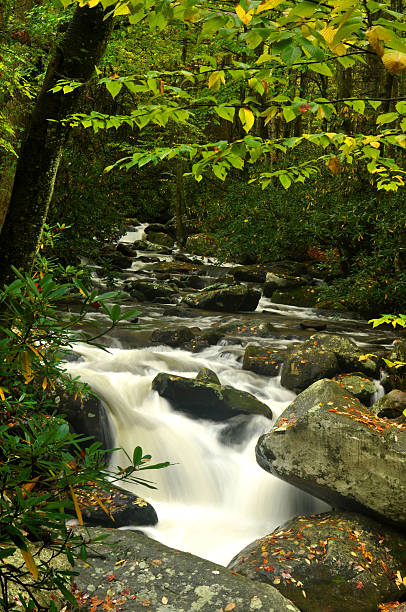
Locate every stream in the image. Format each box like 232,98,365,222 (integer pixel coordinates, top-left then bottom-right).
65,226,395,567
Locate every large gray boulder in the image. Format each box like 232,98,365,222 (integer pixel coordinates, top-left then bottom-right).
152,372,272,421
228,511,406,612
243,345,288,377
182,285,261,312
263,272,306,298
303,333,381,378
281,346,339,393
126,280,178,301
256,379,406,529
73,528,300,611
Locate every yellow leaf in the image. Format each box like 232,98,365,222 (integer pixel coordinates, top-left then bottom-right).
88,0,100,6
257,0,283,12
225,604,236,611
22,476,40,498
21,549,39,580
42,377,47,390
382,50,406,74
321,26,336,45
0,387,7,401
327,156,340,175
236,4,254,25
21,350,32,381
367,26,392,58
28,344,40,357
239,107,255,133
94,495,115,522
69,485,84,526
114,2,130,16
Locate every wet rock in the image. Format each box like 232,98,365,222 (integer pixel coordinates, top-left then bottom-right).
182,330,225,353
243,345,288,377
56,390,114,459
332,374,378,406
228,511,406,612
185,233,219,256
146,231,175,248
372,390,406,420
196,367,220,385
220,320,275,338
151,326,195,347
162,306,202,318
106,251,133,270
73,527,301,611
74,485,158,528
133,239,172,254
305,333,381,378
182,285,261,313
116,243,137,257
152,373,272,421
256,378,406,529
184,274,217,290
263,273,306,298
271,286,319,308
232,266,267,283
145,222,175,237
126,280,178,302
300,320,327,331
281,345,339,393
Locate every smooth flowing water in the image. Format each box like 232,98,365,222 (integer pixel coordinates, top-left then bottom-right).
66,341,329,565
65,228,394,565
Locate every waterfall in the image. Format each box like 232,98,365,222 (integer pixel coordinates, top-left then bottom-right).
66,343,328,565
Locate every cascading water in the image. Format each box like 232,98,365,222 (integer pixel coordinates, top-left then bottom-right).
66,342,328,565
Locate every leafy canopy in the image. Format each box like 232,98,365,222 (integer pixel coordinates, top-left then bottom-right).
59,0,406,191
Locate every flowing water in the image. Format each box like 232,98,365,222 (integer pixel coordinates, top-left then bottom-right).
65,228,395,566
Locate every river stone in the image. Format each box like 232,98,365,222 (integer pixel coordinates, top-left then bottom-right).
281,346,339,393
106,251,133,270
271,287,318,308
332,374,378,406
182,285,261,313
74,485,158,528
72,527,300,611
303,333,381,378
152,373,272,420
196,367,220,385
220,320,275,338
263,273,305,298
228,511,406,612
116,242,137,257
145,222,175,237
256,379,406,529
126,280,178,301
151,326,195,347
232,266,267,283
146,231,175,248
371,390,406,420
56,390,114,460
243,345,288,377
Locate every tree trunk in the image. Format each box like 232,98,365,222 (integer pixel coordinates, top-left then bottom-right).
0,4,114,287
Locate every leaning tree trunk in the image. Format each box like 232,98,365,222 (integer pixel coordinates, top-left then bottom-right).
0,3,114,287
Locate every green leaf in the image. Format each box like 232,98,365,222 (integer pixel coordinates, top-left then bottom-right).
106,80,123,100
281,43,302,67
279,174,292,189
376,112,399,125
213,164,227,181
352,100,365,114
214,106,235,122
309,62,333,77
283,106,297,122
132,446,143,465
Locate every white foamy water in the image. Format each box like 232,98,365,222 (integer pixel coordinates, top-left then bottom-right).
66,343,328,565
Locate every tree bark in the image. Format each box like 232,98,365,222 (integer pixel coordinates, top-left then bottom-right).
175,159,186,246
0,4,114,286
